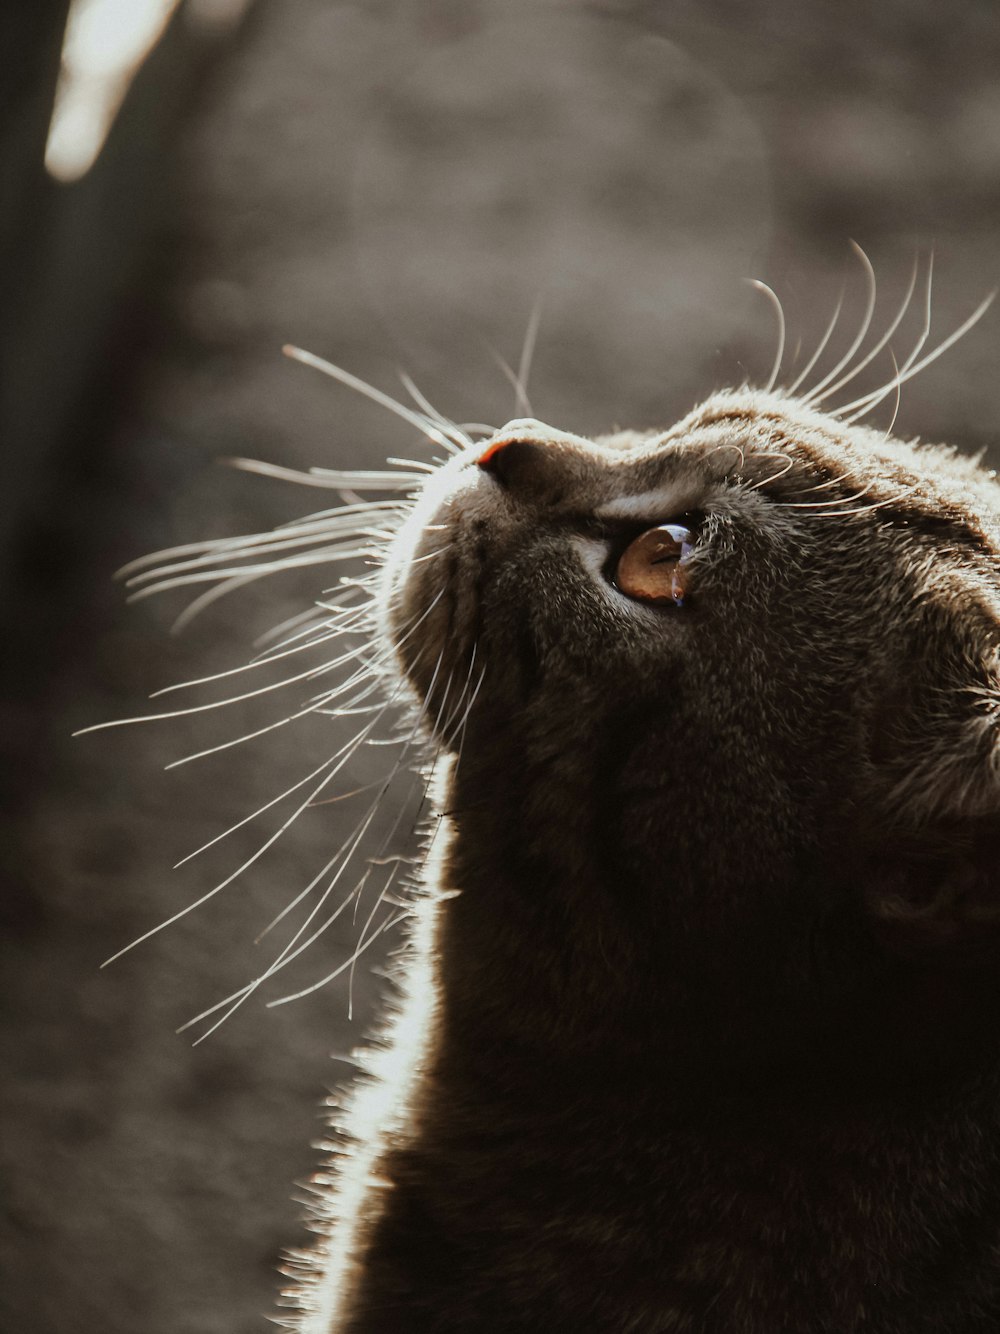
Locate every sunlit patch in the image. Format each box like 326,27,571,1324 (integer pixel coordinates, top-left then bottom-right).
45,0,181,182
43,0,249,184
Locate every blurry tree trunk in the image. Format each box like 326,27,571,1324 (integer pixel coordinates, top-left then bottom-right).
0,3,70,589
0,1,250,614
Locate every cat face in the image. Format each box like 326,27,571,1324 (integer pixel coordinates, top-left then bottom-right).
384,389,1000,974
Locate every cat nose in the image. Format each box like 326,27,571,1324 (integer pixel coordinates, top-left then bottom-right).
476,420,555,489
477,438,543,486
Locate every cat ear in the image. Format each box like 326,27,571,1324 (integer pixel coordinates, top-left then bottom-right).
863,600,1000,959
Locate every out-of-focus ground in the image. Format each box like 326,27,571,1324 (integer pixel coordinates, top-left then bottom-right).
3,2,1000,1331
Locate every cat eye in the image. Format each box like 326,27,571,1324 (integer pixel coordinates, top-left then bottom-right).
615,524,694,607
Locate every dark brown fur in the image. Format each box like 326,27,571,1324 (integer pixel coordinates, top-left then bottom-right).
284,389,1000,1328
278,389,1000,1332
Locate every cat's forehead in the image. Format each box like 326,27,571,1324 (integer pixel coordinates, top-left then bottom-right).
478,391,999,534
491,417,607,452
485,396,836,503
494,393,844,467
488,413,739,477
472,400,838,526
478,414,731,517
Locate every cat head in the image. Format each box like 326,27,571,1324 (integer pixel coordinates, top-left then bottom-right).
384,388,1000,973
97,291,1000,1043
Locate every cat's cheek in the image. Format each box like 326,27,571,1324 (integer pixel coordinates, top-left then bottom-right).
378,467,474,682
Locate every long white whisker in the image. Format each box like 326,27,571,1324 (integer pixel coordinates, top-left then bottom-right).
126,532,381,593
249,711,431,958
265,912,408,1009
786,284,845,396
801,241,877,403
449,660,487,762
800,482,925,520
386,455,438,475
311,671,394,717
163,564,364,638
456,421,498,437
780,480,881,511
159,557,371,635
100,708,386,971
254,868,364,953
488,346,530,418
434,644,481,751
746,458,800,501
256,711,426,956
152,611,370,698
180,882,366,1036
272,500,409,532
193,812,381,1029
130,544,379,601
163,588,441,851
515,295,544,417
124,512,403,588
228,456,426,490
75,642,374,736
184,654,445,1037
115,505,403,584
171,572,267,633
810,251,919,405
171,686,400,867
251,612,371,664
252,595,370,660
838,251,935,420
397,374,472,450
164,649,393,770
747,279,786,394
252,600,360,653
166,696,342,769
347,864,402,1021
251,620,366,671
346,762,435,1020
881,348,903,442
842,291,995,422
283,344,460,453
786,472,855,498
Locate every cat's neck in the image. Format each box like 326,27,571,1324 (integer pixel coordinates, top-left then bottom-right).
422,754,1000,1124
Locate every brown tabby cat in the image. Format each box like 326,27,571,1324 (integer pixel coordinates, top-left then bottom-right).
106,275,1000,1331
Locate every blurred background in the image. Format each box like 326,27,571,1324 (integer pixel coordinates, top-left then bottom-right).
3,1,1000,1330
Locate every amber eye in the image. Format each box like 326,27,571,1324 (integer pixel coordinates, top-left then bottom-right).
615,524,694,607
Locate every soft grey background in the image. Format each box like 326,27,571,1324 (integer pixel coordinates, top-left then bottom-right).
4,2,1000,1331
